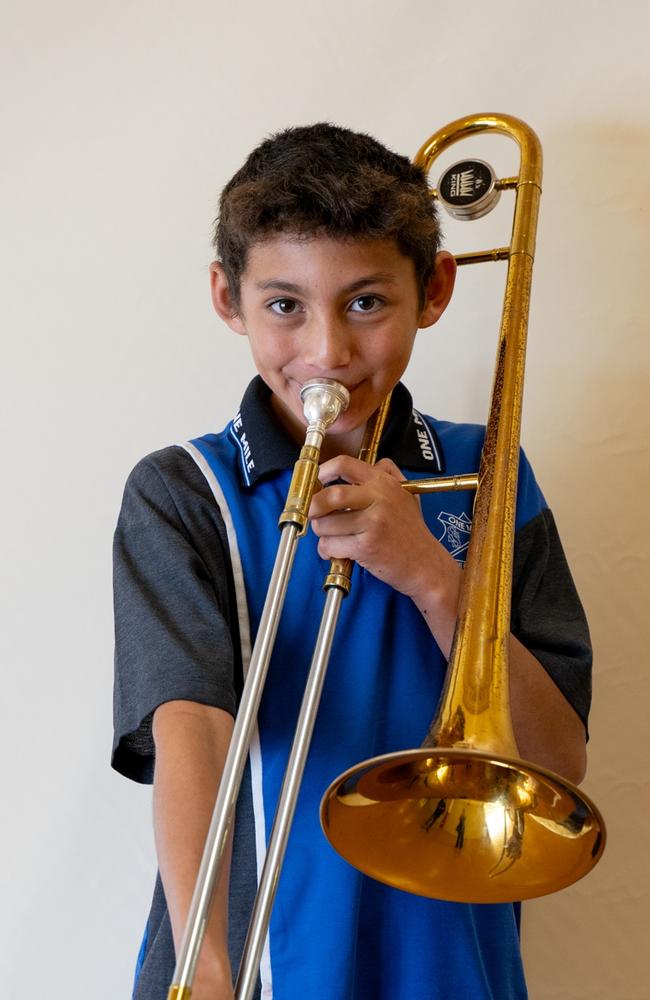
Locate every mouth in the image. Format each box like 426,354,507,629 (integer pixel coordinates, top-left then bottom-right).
296,377,362,393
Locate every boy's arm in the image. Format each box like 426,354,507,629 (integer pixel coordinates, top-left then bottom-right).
309,455,588,786
152,699,235,999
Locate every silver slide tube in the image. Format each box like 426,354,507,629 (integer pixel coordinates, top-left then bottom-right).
168,379,349,999
235,586,345,1000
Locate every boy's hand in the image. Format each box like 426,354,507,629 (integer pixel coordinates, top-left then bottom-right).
309,455,462,656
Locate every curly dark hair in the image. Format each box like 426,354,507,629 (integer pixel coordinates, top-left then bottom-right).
213,123,441,308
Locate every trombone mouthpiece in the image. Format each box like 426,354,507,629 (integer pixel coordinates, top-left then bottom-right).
278,379,350,533
300,379,350,434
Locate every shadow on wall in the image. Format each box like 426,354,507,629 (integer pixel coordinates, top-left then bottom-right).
522,121,650,1000
543,117,649,670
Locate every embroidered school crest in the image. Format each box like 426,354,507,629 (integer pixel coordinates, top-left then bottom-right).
437,510,472,564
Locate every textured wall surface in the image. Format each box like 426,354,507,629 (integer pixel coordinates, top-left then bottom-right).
3,1,648,996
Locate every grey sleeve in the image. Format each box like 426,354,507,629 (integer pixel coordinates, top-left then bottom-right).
512,508,592,734
112,448,239,784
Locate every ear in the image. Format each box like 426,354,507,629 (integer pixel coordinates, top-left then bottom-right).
210,262,247,336
418,251,457,329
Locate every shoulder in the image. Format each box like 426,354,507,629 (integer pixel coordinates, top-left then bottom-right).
122,444,210,504
119,444,222,526
420,415,486,472
115,443,232,567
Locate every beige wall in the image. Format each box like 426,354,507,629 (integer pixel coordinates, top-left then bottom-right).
3,1,648,996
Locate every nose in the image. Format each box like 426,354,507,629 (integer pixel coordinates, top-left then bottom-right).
304,315,352,371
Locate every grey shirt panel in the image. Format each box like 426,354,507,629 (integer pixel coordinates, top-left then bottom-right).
511,507,592,732
112,446,243,784
112,448,261,998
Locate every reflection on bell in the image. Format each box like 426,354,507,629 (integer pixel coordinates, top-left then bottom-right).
321,748,605,904
434,762,450,785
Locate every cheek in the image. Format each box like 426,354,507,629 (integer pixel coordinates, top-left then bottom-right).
249,337,288,372
371,342,414,384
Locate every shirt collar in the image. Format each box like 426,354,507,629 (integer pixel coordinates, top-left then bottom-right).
229,375,445,487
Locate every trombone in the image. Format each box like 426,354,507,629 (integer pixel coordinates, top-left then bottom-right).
320,113,605,903
168,113,605,1000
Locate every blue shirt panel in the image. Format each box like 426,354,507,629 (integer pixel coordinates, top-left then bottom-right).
191,414,536,1000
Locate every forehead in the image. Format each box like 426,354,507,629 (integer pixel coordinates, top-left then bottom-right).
242,234,417,291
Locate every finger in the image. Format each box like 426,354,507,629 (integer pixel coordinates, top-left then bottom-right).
318,454,386,486
316,533,365,562
311,509,367,536
373,457,405,481
309,482,374,519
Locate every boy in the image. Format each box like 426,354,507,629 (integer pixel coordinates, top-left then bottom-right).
113,123,592,1000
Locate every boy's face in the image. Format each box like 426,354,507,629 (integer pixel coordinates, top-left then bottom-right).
211,235,455,454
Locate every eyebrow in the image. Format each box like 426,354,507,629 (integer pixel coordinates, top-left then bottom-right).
255,272,399,295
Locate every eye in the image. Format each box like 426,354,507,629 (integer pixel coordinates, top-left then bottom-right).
269,298,301,316
349,294,383,313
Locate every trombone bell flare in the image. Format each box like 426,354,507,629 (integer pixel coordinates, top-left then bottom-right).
321,748,605,904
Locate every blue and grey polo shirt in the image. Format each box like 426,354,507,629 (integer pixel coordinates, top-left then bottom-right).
113,376,591,1000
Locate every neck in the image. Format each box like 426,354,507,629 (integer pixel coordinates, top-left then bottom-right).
319,424,366,461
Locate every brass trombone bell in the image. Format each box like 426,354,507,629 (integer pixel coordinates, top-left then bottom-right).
321,749,604,903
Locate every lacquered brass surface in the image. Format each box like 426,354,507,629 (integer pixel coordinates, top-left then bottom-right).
401,473,479,494
278,444,321,533
357,393,392,464
322,749,605,903
455,247,510,266
320,113,606,902
168,987,192,1000
324,394,393,593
